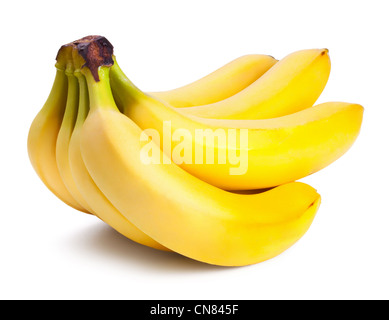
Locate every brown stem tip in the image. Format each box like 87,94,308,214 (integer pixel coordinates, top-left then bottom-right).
56,35,114,82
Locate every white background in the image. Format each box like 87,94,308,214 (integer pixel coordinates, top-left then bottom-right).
1,0,388,300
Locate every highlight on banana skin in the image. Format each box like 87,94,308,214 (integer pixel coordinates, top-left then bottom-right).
27,35,363,267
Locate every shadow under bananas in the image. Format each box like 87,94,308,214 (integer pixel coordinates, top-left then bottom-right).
68,219,237,273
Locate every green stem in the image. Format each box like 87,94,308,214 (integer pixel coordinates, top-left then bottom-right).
61,72,79,130
83,66,118,112
110,57,150,112
74,72,89,128
41,69,68,113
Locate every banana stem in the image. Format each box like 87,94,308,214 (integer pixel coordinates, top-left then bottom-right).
74,72,89,128
42,69,69,112
110,57,151,112
62,72,79,129
83,66,118,112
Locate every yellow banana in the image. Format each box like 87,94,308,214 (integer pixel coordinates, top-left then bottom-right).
79,58,321,266
179,48,331,119
56,51,95,214
68,44,168,251
27,47,87,212
28,42,275,214
110,60,364,190
149,54,278,107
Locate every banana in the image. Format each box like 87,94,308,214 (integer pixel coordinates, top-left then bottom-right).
25,36,284,216
77,45,321,266
149,54,278,107
27,47,87,212
28,43,274,215
68,44,168,251
110,60,364,190
179,48,331,119
56,50,95,214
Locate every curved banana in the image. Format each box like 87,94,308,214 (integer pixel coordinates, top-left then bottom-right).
27,47,87,212
56,56,95,214
28,45,274,215
110,61,364,190
68,46,168,251
149,54,277,107
78,57,321,266
25,36,283,217
179,48,331,119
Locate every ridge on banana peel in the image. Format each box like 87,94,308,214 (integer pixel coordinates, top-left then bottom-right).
27,41,276,215
27,46,88,213
110,59,364,190
68,43,168,251
179,48,331,119
76,39,321,266
149,54,278,107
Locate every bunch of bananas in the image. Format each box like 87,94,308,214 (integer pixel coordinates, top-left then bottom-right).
28,36,363,266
